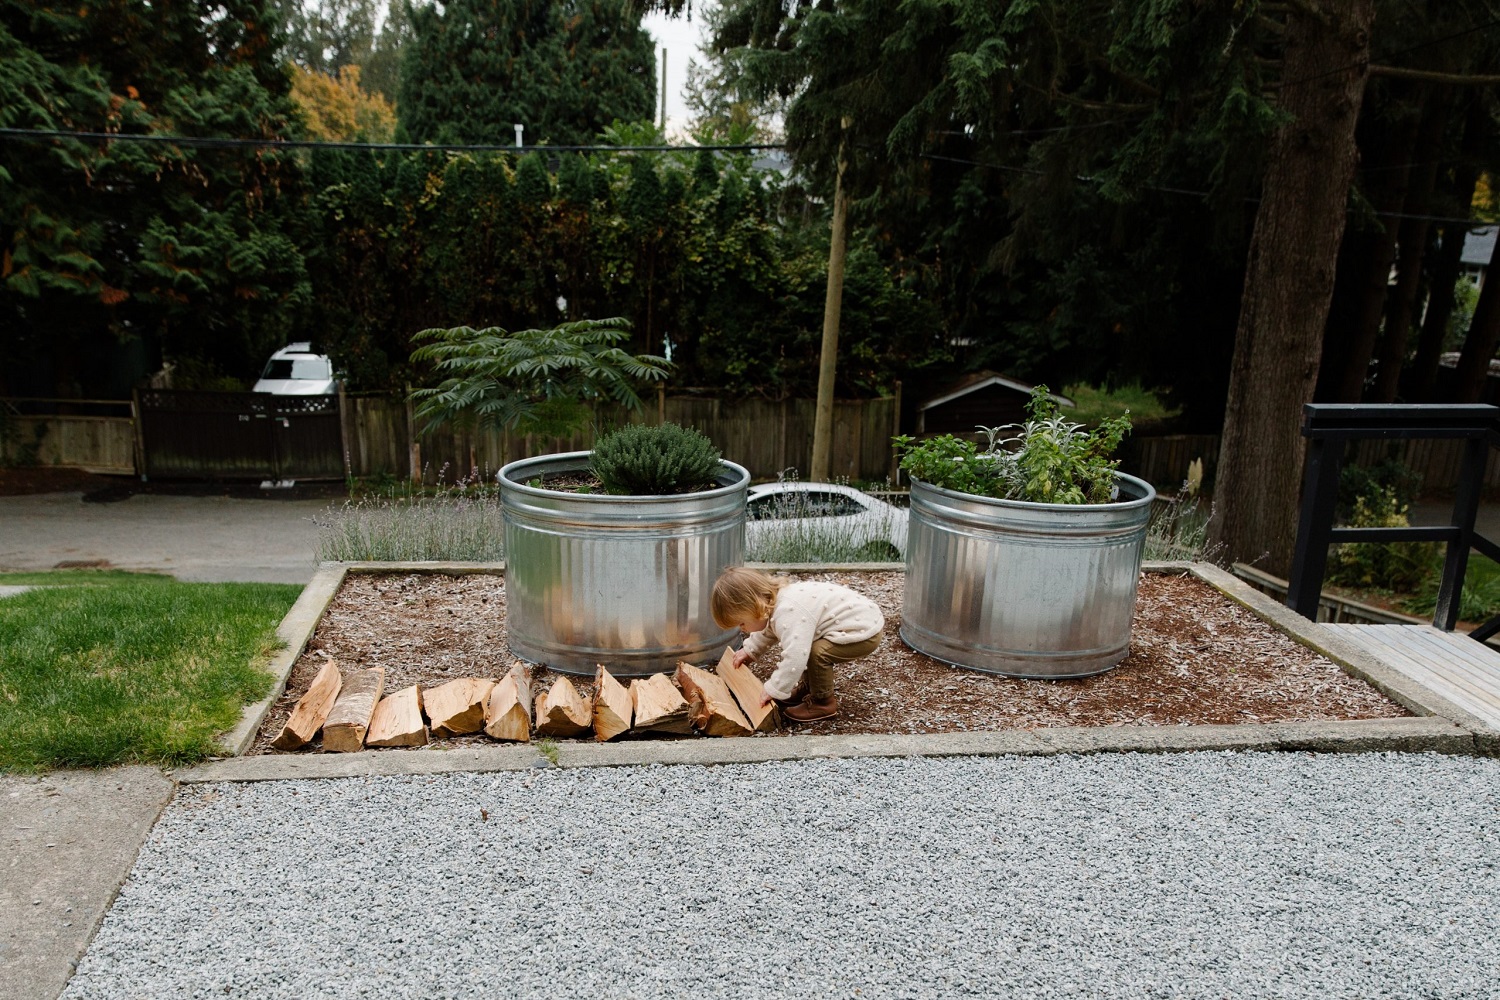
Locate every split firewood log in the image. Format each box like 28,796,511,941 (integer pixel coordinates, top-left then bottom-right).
425,677,496,737
366,684,429,747
323,666,385,752
592,665,633,741
534,676,593,738
484,661,534,742
630,673,694,734
675,660,753,737
712,646,780,732
271,659,343,751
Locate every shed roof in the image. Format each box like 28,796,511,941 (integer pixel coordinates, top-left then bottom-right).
918,371,1075,413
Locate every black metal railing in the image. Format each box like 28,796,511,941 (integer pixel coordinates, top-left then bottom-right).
1287,403,1500,640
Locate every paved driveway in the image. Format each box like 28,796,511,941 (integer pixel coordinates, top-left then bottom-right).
0,492,328,583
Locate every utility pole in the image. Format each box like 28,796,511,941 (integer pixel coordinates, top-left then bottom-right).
659,48,668,131
810,119,851,483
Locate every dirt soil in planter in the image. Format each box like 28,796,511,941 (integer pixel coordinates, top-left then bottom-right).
251,571,1408,754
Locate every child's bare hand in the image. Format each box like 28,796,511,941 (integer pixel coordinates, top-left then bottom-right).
732,648,752,668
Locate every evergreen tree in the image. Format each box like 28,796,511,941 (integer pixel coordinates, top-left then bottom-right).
398,0,656,146
271,0,380,75
361,0,411,103
0,0,310,396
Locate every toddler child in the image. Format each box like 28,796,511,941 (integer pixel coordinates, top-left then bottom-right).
710,566,884,723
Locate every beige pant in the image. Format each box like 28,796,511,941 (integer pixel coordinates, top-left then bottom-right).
805,634,883,700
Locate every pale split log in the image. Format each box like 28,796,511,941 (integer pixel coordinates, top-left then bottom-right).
712,646,780,732
592,664,633,741
484,661,534,742
534,676,594,738
630,673,694,734
271,659,343,751
675,660,754,737
425,677,496,737
322,666,385,752
366,684,429,747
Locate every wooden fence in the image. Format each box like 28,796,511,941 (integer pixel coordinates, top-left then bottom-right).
0,401,136,474
343,392,902,484
12,392,1496,496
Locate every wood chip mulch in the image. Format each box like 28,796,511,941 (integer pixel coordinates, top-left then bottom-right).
250,570,1407,754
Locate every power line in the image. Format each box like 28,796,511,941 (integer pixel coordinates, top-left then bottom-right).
1279,15,1500,89
0,126,784,154
919,151,1497,228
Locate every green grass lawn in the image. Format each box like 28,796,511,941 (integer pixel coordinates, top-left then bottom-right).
0,571,302,772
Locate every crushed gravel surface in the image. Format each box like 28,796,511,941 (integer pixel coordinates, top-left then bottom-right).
252,570,1406,753
62,751,1500,999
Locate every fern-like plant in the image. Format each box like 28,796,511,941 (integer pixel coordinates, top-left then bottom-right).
408,318,670,437
895,386,1132,505
589,423,723,495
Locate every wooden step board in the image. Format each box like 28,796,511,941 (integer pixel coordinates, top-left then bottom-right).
1327,623,1500,730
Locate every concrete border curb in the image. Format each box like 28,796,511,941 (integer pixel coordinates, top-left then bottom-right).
1184,562,1500,751
180,717,1474,783
218,563,348,756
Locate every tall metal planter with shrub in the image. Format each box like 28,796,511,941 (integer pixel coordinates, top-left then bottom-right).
499,442,749,677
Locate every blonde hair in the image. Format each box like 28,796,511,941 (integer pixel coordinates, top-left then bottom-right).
711,567,788,628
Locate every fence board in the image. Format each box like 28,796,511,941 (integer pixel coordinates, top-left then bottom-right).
342,393,898,483
0,415,135,473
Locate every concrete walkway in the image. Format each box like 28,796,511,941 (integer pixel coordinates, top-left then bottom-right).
0,768,174,1000
0,492,327,583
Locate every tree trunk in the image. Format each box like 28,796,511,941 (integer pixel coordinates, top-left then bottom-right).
1323,86,1423,403
1209,0,1375,576
1408,99,1485,401
1451,232,1500,402
1371,92,1450,402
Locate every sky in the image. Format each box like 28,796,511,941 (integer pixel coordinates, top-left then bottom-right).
640,9,711,137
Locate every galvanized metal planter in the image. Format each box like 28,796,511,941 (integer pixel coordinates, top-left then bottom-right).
499,451,749,676
900,473,1156,678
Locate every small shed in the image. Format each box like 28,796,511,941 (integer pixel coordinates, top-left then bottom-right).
916,371,1074,435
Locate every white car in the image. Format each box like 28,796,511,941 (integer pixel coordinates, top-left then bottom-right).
745,482,908,560
252,343,338,395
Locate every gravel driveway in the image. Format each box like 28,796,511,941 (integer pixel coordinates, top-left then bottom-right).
62,751,1499,999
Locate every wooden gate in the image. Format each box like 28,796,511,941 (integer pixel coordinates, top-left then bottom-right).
136,389,344,481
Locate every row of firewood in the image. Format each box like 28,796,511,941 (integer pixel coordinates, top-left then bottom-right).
270,648,780,752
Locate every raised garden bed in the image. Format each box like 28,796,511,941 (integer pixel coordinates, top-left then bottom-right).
247,566,1408,754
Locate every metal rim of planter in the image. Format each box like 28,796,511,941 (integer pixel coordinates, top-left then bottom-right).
899,471,1157,679
499,451,749,676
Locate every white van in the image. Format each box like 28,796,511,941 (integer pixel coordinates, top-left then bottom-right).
252,343,337,395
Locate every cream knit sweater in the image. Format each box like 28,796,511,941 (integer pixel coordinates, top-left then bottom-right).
739,581,884,700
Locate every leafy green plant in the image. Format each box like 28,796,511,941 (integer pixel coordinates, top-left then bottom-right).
895,386,1132,504
588,422,723,496
1325,486,1438,593
409,318,670,437
1061,382,1180,429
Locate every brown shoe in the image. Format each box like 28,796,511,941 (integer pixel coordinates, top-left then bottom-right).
784,695,839,723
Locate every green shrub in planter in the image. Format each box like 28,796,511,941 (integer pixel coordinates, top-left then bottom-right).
590,422,723,495
895,386,1132,504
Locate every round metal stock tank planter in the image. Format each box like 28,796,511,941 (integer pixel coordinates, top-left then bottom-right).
900,473,1156,678
499,451,749,676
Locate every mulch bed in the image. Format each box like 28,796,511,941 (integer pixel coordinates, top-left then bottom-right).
250,569,1407,754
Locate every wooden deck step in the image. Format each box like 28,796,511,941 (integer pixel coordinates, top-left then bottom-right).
1326,623,1500,730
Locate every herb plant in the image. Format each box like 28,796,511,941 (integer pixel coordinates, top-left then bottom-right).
895,387,1132,505
589,422,723,495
